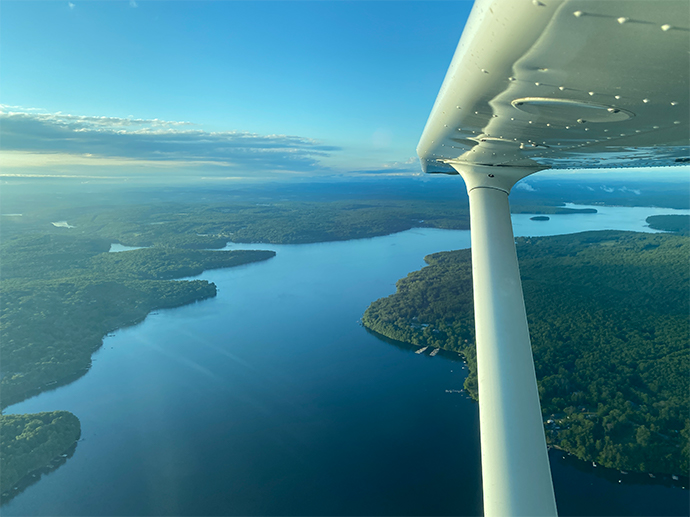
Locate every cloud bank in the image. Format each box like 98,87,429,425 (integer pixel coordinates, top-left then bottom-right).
0,106,341,177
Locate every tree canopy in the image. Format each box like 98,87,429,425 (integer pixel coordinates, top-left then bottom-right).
363,230,689,476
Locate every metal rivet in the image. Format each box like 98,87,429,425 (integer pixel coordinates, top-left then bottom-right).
588,92,595,96
577,118,586,123
643,99,650,103
481,69,489,74
573,10,584,17
488,174,495,177
532,0,545,6
617,17,629,24
535,82,541,86
661,24,672,31
558,86,565,91
674,121,681,124
508,76,516,81
671,101,678,106
614,95,621,100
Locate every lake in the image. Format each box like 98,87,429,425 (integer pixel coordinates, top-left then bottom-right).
3,205,689,516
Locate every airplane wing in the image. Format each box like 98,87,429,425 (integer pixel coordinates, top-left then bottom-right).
417,1,689,516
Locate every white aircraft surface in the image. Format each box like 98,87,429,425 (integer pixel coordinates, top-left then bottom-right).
417,1,689,515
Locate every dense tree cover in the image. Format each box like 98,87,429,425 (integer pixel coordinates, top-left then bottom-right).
363,231,689,475
78,202,605,248
14,199,599,252
90,249,275,280
646,214,690,235
64,200,472,248
0,411,80,493
1,275,216,408
0,235,275,408
513,207,597,215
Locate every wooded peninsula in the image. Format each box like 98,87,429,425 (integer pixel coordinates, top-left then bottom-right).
363,230,689,476
0,412,81,494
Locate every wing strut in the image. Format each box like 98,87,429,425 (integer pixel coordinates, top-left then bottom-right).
454,164,558,517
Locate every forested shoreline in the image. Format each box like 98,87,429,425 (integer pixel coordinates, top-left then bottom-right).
363,230,689,477
646,214,690,235
1,235,275,409
0,412,81,495
0,231,274,496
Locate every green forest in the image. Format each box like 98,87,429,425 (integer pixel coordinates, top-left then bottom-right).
2,193,602,250
646,214,690,235
0,411,81,493
363,230,689,476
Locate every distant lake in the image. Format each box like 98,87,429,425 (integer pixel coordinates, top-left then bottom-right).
4,205,689,516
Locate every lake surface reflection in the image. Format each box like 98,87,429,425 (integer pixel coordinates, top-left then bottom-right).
4,206,688,516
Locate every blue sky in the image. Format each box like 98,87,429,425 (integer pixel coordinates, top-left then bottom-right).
1,1,687,183
1,1,475,179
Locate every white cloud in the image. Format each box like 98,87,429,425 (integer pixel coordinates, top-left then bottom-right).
514,181,536,192
68,2,75,9
129,0,138,7
619,186,641,195
0,107,341,176
352,156,421,176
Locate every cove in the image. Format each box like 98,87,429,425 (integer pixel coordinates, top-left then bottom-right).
3,205,688,516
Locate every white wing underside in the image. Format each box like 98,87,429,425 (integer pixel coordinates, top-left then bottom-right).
418,0,689,175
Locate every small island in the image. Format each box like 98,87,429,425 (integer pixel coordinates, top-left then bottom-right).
646,214,689,235
530,216,550,221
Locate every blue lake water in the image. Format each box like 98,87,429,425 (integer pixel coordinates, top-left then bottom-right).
4,205,689,516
